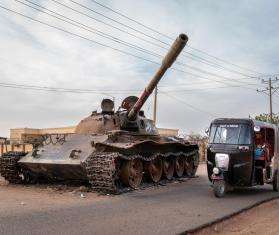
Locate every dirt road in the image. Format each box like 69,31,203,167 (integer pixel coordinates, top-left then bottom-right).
0,165,278,235
193,199,279,235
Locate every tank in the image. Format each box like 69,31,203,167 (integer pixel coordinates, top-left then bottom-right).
0,34,199,193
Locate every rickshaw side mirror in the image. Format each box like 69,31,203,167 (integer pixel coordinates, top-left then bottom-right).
254,126,261,132
205,128,209,135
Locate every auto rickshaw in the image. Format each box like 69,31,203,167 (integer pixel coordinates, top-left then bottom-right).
206,118,279,197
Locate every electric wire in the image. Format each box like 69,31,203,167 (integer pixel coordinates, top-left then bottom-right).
17,0,260,86
0,82,141,95
48,0,260,79
88,0,265,76
163,83,262,93
161,91,217,117
0,5,264,91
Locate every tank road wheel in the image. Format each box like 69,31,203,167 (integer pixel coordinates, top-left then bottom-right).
120,159,143,189
185,159,198,177
175,156,185,178
146,157,163,183
163,157,175,180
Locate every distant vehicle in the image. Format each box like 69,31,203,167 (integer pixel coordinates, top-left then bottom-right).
0,34,199,194
207,118,279,197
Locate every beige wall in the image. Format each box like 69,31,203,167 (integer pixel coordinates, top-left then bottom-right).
0,143,33,156
10,126,178,142
157,128,179,137
10,126,76,143
3,126,178,156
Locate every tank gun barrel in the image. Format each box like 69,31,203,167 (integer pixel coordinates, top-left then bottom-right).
127,33,188,120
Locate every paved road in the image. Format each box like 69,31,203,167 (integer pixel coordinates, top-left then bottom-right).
0,165,278,235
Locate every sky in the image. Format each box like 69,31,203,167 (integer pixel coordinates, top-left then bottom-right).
0,0,278,137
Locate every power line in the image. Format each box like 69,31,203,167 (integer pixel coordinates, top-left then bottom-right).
161,91,217,117
90,0,172,41
16,0,163,59
17,0,258,86
50,0,259,79
68,0,169,46
0,5,264,90
257,77,279,122
0,82,142,95
0,5,163,65
162,83,262,93
88,0,265,76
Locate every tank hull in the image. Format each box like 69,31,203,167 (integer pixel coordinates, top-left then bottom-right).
20,162,87,181
1,131,199,193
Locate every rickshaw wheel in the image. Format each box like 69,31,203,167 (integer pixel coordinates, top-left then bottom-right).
273,170,279,192
213,180,226,198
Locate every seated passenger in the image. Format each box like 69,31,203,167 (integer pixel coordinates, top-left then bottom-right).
255,147,265,160
254,133,265,160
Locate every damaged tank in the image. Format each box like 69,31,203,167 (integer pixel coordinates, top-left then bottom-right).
0,33,199,193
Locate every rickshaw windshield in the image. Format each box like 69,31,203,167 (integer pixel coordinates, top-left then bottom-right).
209,124,251,145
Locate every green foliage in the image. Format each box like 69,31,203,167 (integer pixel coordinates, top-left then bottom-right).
255,113,279,124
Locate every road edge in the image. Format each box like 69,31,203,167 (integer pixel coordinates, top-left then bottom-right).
181,194,279,235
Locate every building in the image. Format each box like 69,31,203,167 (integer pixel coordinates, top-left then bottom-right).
0,125,179,155
10,126,76,144
9,126,178,143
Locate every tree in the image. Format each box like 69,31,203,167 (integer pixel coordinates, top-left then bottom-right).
254,113,279,125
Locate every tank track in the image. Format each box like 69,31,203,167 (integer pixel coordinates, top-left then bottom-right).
0,152,26,183
84,152,119,194
84,150,198,194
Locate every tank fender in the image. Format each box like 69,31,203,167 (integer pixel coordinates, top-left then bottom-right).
95,140,198,156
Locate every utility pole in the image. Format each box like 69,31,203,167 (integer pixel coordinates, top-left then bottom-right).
257,77,279,123
153,86,158,125
268,78,273,122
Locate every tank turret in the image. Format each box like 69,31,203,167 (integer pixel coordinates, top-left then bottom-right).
75,33,188,134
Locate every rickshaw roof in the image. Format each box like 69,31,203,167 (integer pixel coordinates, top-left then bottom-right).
211,118,278,130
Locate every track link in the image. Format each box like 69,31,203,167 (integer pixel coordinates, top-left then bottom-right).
0,152,26,183
84,152,119,194
84,150,199,194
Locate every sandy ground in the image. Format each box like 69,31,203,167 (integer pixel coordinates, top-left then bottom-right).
0,175,109,217
193,199,279,235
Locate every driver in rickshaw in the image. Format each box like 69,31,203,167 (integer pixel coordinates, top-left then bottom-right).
254,133,270,165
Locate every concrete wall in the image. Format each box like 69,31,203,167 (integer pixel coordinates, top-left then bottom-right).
10,126,76,143
157,128,179,137
0,143,33,156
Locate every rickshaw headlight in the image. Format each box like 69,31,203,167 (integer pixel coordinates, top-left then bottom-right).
215,153,229,170
213,167,220,175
